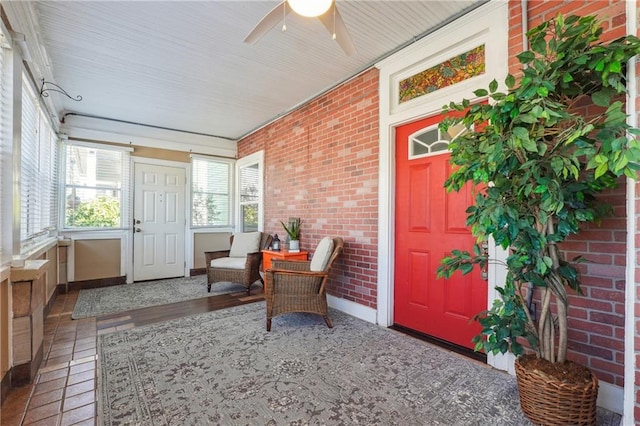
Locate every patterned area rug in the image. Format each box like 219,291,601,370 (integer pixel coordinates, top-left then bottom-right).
72,275,257,319
100,303,545,425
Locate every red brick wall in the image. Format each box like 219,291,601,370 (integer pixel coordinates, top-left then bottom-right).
509,0,628,387
237,0,631,387
238,69,379,308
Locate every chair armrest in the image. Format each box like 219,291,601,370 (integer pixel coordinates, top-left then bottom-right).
270,259,311,271
245,251,263,269
265,268,329,297
204,250,231,272
269,269,328,278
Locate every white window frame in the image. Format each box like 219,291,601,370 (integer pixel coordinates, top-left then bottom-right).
190,154,234,229
59,140,133,231
235,151,264,233
0,23,11,265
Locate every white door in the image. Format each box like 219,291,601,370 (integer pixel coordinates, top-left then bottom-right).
133,163,186,281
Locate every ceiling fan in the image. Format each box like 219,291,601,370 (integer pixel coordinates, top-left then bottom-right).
244,0,357,56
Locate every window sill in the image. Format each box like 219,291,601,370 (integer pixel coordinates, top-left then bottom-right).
0,264,10,282
18,236,58,262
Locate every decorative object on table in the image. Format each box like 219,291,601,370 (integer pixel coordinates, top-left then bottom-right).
436,14,640,425
280,217,301,252
265,237,343,331
205,231,273,294
272,234,281,251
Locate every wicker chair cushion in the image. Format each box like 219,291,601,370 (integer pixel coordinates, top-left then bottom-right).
310,237,334,271
229,232,261,258
210,257,246,269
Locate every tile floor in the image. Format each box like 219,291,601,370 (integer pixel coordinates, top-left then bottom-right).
1,291,98,426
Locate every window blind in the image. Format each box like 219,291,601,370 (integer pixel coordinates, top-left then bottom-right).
63,143,130,229
20,75,39,244
0,39,6,262
238,163,259,232
191,157,231,227
20,73,59,250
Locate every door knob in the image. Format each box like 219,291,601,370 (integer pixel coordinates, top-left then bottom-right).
481,240,489,281
135,228,142,233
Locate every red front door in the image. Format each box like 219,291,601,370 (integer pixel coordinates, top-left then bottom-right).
394,114,487,350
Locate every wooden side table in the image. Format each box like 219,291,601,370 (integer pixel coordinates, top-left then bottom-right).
262,249,308,271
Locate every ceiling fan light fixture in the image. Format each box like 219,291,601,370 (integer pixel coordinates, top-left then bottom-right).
287,0,332,18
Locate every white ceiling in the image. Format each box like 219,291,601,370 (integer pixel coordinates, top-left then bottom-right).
8,1,486,141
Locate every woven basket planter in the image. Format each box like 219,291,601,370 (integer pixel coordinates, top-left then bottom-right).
514,356,598,425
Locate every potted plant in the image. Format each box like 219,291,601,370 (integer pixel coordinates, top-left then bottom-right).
281,218,301,252
436,14,640,425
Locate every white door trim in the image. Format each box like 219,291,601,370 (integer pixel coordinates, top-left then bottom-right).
374,1,509,365
129,156,190,282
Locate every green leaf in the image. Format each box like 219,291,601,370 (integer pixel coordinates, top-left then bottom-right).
489,79,498,93
521,137,538,152
512,127,529,140
505,74,515,88
592,89,613,107
531,35,547,55
608,61,622,73
460,263,474,275
595,162,609,179
517,51,535,63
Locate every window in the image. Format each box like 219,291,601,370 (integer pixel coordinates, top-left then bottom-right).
399,45,486,104
0,29,8,263
63,143,130,229
238,163,259,232
20,74,58,250
236,151,264,233
409,122,467,159
191,156,231,227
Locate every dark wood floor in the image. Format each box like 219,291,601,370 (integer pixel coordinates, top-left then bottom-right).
96,289,264,332
1,285,264,425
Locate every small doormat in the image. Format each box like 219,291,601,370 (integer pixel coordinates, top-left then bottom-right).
72,275,257,319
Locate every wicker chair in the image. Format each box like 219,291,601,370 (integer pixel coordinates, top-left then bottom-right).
204,232,272,295
265,237,344,331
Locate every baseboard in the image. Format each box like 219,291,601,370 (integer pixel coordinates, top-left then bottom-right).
190,268,206,276
327,294,377,324
0,369,9,405
10,343,42,388
68,276,126,291
43,286,59,319
597,381,622,414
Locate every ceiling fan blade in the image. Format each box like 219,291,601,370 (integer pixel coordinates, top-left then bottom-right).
244,1,290,44
318,3,357,56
